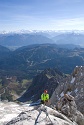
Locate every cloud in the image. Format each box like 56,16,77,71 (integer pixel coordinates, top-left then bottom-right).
1,16,84,31
49,17,84,30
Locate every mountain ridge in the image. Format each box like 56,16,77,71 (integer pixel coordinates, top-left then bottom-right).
0,44,84,79
0,31,84,50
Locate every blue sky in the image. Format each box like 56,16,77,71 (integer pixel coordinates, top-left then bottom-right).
0,0,84,32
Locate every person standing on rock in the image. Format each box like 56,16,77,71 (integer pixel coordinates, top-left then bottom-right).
41,90,49,105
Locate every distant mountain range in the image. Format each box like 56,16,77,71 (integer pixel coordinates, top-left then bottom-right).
0,31,84,50
0,30,84,81
0,44,84,79
0,34,54,50
52,33,84,47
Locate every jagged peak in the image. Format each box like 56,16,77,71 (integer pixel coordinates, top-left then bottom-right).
50,66,84,114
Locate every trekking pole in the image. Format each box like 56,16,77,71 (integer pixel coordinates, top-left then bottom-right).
34,109,42,125
34,104,53,125
43,104,53,125
34,104,46,124
45,109,53,125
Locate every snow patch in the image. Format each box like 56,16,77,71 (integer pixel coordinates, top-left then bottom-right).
81,72,83,76
60,92,64,97
67,91,72,95
70,77,75,83
74,88,78,93
81,88,83,92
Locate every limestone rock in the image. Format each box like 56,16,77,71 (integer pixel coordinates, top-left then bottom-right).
50,66,84,114
56,94,84,125
5,105,78,125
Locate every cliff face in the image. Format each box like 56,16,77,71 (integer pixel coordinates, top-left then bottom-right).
50,66,84,114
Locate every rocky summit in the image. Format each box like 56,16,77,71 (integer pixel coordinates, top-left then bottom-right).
0,101,82,125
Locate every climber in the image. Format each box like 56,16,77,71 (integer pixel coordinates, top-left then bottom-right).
41,90,49,105
34,90,53,125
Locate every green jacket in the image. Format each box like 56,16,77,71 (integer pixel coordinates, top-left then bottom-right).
41,93,49,101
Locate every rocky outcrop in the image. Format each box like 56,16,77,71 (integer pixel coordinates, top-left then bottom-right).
50,66,84,114
56,94,84,125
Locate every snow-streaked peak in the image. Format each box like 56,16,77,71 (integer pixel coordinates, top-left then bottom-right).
1,29,84,35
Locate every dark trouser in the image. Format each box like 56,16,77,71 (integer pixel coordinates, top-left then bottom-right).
41,100,48,104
